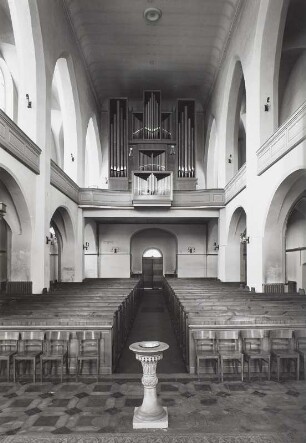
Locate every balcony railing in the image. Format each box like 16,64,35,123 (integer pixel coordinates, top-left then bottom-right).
0,109,41,174
225,163,246,203
257,101,306,175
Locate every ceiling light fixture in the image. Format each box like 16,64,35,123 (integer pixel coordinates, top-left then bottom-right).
144,7,162,24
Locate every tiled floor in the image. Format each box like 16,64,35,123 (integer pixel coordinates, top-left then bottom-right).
0,375,304,441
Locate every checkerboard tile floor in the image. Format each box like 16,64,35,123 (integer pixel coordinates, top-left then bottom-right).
0,375,304,437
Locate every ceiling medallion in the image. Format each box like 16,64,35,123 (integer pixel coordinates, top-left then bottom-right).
144,7,162,24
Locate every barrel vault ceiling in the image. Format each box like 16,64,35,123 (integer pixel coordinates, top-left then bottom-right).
64,0,242,106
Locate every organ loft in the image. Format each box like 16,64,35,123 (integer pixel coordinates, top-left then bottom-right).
0,0,306,439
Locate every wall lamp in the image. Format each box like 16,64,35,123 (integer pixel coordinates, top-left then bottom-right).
112,247,119,254
128,146,134,157
169,145,176,155
83,242,89,251
240,231,250,244
187,247,195,254
228,154,232,164
26,94,32,108
46,233,56,245
264,97,270,112
0,202,7,217
71,153,75,162
213,242,219,251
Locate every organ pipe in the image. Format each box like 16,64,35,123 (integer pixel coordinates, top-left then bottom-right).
109,99,128,177
177,100,195,178
144,91,161,140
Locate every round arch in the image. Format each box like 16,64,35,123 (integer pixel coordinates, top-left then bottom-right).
223,59,247,184
49,206,75,282
51,56,79,182
257,0,289,142
130,227,177,275
84,116,102,188
226,206,247,284
143,248,163,258
0,165,32,282
263,169,306,285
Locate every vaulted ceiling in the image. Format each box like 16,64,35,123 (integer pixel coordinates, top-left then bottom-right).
64,0,242,106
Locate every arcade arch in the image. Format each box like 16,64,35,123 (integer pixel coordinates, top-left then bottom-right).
84,117,102,188
225,61,246,183
278,0,306,125
49,206,75,283
0,166,32,283
263,169,306,289
51,58,78,181
226,207,247,284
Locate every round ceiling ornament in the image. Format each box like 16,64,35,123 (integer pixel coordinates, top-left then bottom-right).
144,7,162,23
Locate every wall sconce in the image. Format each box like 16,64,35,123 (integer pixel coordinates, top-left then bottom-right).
187,247,195,254
112,247,119,254
46,233,56,245
0,202,7,217
83,242,89,251
128,147,133,157
213,242,219,251
26,94,32,108
240,231,250,244
169,145,176,155
105,177,109,184
264,97,270,112
228,154,232,164
71,153,75,162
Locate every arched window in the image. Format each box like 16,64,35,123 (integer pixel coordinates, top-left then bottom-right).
0,68,5,111
143,248,163,258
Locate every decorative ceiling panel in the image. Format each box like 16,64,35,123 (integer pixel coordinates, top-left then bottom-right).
64,0,242,105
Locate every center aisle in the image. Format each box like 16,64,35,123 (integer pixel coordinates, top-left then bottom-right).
116,289,186,373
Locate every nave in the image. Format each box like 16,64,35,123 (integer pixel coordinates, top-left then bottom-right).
0,277,305,440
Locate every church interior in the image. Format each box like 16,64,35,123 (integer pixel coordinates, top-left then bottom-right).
0,0,306,441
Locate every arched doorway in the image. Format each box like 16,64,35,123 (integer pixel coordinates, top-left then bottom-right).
142,248,163,289
263,170,306,288
285,197,306,293
227,207,247,285
49,207,75,283
49,225,61,283
0,216,11,291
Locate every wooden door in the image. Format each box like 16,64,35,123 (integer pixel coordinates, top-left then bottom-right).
142,257,163,288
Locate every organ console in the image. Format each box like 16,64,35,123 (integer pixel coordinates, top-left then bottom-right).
108,90,197,198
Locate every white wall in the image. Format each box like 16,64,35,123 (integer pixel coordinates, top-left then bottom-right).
98,223,211,278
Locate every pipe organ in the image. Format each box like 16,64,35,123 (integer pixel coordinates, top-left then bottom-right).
108,90,197,197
